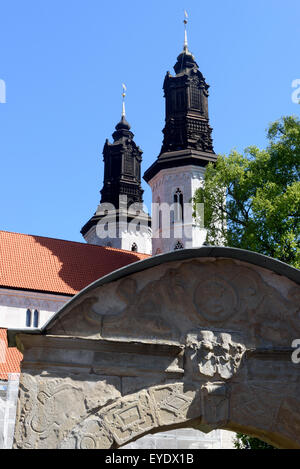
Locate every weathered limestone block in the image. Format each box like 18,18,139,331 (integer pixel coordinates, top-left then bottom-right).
230,380,300,448
14,371,121,449
274,397,300,446
60,417,114,449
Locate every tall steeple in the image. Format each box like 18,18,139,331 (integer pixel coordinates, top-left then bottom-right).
144,14,216,254
81,86,151,254
144,13,216,183
100,105,144,210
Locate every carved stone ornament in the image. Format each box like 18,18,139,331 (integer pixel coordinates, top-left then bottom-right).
186,330,246,380
194,277,238,322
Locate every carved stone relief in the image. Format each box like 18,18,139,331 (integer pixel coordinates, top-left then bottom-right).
194,278,238,322
100,259,300,348
57,382,229,449
45,258,300,350
60,417,114,449
201,382,229,428
102,276,180,341
185,330,246,380
13,372,121,449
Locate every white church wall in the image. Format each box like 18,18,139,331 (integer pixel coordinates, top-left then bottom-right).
149,165,206,254
0,288,70,330
82,219,152,255
119,226,152,254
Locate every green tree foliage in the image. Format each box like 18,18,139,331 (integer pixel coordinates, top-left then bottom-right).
233,433,275,449
193,116,300,268
193,116,300,449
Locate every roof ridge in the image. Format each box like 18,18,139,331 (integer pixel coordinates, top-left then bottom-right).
0,230,150,256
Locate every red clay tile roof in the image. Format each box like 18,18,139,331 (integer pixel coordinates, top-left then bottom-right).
0,328,22,380
0,231,150,377
0,230,150,296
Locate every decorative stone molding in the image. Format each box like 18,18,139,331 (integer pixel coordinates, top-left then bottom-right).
0,289,68,313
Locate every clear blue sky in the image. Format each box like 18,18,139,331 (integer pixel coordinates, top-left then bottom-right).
0,0,299,242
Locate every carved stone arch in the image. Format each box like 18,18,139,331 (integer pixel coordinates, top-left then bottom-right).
58,378,300,450
8,247,300,449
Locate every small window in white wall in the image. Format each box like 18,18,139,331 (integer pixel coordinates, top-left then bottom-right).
174,188,184,222
155,197,162,230
33,310,39,328
131,243,138,252
26,309,32,327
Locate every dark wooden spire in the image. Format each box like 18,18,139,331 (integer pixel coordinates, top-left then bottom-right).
144,46,217,183
100,115,144,209
161,49,214,154
81,115,145,238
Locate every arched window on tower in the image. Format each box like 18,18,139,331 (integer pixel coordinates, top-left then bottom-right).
155,197,162,231
131,243,138,252
26,309,32,327
33,310,39,328
174,188,184,222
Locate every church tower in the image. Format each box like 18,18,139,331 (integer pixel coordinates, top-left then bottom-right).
144,15,217,254
81,88,152,254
